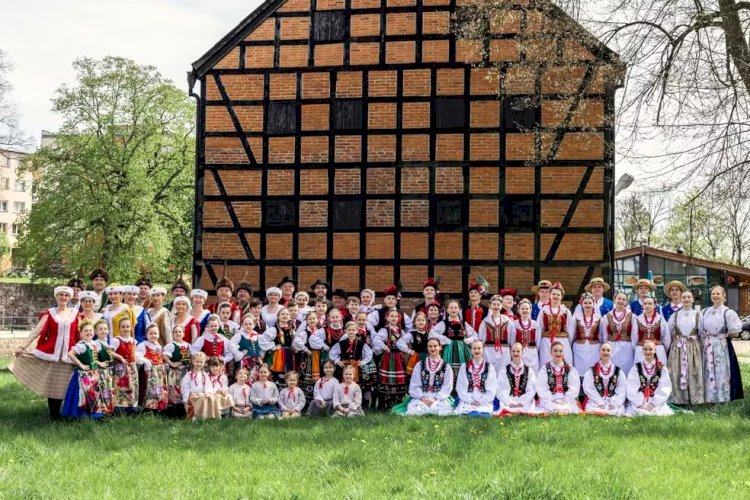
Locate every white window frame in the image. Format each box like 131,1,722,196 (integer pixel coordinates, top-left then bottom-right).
0,200,7,212
13,201,25,213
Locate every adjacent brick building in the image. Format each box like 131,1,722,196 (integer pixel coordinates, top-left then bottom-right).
189,0,623,301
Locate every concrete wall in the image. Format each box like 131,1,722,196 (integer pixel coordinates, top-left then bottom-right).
0,282,55,328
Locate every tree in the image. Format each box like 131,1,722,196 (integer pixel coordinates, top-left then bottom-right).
14,57,195,282
615,192,670,249
0,49,29,155
0,232,10,260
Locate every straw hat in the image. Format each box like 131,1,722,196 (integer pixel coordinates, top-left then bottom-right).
584,277,611,293
634,278,656,291
665,280,687,293
531,280,552,294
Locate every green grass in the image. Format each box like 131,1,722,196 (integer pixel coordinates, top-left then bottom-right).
1,357,749,499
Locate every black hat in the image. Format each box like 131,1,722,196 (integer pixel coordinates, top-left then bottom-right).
135,275,153,288
67,276,85,290
236,281,253,295
277,276,297,287
332,288,348,299
310,279,331,291
171,276,191,293
89,267,109,282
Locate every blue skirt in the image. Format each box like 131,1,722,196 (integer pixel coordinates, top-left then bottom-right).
252,404,281,418
61,370,104,419
727,339,744,401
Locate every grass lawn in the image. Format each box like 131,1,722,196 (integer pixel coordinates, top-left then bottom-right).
1,357,749,499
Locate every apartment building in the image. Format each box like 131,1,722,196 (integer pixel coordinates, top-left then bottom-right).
0,148,33,270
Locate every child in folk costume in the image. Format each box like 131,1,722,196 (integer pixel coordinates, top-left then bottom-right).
535,342,581,414
136,324,169,412
315,308,346,366
571,293,603,378
538,283,574,367
216,302,240,376
454,341,498,416
599,292,636,375
62,320,108,418
405,338,454,416
430,299,477,380
249,298,266,335
278,371,306,418
478,295,512,376
332,365,365,418
190,289,211,334
124,285,151,344
495,343,537,415
265,307,297,387
231,314,273,383
181,352,232,421
359,288,377,315
172,296,200,344
463,281,488,333
582,343,627,416
110,317,139,411
667,290,704,406
102,284,136,341
93,319,115,415
287,303,300,329
344,295,360,323
626,340,673,416
207,356,233,417
148,287,173,346
162,325,192,412
294,311,325,398
397,312,431,375
531,280,552,321
229,367,253,418
426,303,442,332
508,299,541,373
632,295,670,365
373,309,411,409
294,292,312,325
355,311,373,346
367,285,411,337
330,321,376,406
307,360,339,416
313,298,330,330
499,289,518,321
411,278,442,323
250,365,281,419
192,315,234,366
261,287,283,328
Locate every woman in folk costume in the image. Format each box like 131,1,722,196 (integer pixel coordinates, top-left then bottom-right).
11,286,79,419
425,303,443,332
162,325,192,411
189,289,211,334
330,321,376,396
261,287,283,329
293,311,325,398
661,281,687,323
463,279,489,333
531,280,552,321
135,323,169,412
61,320,108,418
397,311,431,376
582,342,627,416
667,289,705,406
538,282,574,367
454,341,498,416
89,267,110,313
626,340,673,416
508,299,541,373
629,278,662,316
171,296,199,344
411,277,442,322
574,278,614,317
495,343,537,415
367,285,411,337
430,299,478,381
571,293,603,378
264,307,297,388
373,309,411,409
165,276,190,314
77,291,102,323
231,314,273,382
405,338,455,416
477,294,512,375
499,289,518,321
535,341,581,414
632,294,671,364
358,288,378,315
699,285,744,403
102,284,136,341
148,287,173,346
109,317,139,411
599,291,637,375
124,285,151,344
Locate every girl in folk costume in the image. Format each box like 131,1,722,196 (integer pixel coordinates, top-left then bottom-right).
373,308,411,409
124,285,151,344
600,292,637,375
478,295,512,376
454,341,498,416
277,276,296,308
571,293,603,378
538,283,574,367
313,308,346,366
265,307,297,387
229,367,253,418
313,298,330,330
306,360,339,416
426,303,443,333
62,320,108,418
294,311,325,398
109,317,139,411
463,280,489,333
699,286,744,403
172,296,199,344
206,356,233,417
495,343,537,415
294,292,312,325
626,340,674,416
11,286,79,419
231,314,273,382
405,338,454,416
190,289,211,334
582,342,627,416
250,365,281,419
217,302,240,341
93,319,115,415
535,342,581,414
330,321,376,405
630,279,662,316
332,365,365,418
162,325,192,412
102,284,136,341
261,287,283,328
499,289,518,321
359,288,378,314
431,299,478,379
398,312,431,375
235,281,254,322
508,299,541,373
667,290,705,406
135,324,169,412
278,371,306,418
367,285,412,336
181,352,229,421
661,281,687,322
344,295,360,324
632,295,671,364
531,280,552,321
411,278,442,323
574,278,614,317
192,315,233,366
78,291,102,323
354,311,372,345
148,287,173,346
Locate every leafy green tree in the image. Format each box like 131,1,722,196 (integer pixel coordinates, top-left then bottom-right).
0,231,10,260
15,57,195,282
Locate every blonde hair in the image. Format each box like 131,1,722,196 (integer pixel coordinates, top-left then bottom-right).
78,319,95,333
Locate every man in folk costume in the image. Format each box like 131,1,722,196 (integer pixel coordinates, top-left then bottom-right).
66,276,85,312
208,275,240,318
166,276,191,314
411,277,442,322
235,280,254,321
499,289,518,321
89,267,110,313
531,280,552,321
310,278,331,305
135,272,153,309
148,287,173,346
661,280,687,322
629,278,662,316
463,279,489,333
574,277,614,317
277,276,297,307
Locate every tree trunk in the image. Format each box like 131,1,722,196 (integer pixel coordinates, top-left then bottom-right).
719,0,750,95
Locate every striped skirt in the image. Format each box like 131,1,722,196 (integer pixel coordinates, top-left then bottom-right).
406,351,428,375
298,350,322,397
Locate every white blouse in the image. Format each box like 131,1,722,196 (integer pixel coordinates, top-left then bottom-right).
699,305,742,336
313,376,339,403
408,358,454,402
249,381,279,405
278,386,306,412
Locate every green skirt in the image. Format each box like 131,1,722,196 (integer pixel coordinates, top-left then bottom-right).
443,340,471,376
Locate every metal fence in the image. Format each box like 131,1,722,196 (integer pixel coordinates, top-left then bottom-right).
0,314,37,336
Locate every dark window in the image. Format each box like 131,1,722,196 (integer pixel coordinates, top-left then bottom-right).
434,197,464,228
502,198,534,227
332,200,362,230
264,200,297,227
502,97,538,131
333,100,363,130
267,102,296,134
435,97,466,129
314,11,345,41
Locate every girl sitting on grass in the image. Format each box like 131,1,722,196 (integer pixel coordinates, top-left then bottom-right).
332,365,364,418
535,341,581,414
250,365,281,419
306,360,339,416
582,342,627,416
278,371,305,418
454,340,497,416
229,367,253,418
405,338,454,416
626,340,674,416
495,342,537,416
181,352,228,421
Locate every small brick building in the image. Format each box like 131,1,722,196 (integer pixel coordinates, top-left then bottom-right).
189,0,623,302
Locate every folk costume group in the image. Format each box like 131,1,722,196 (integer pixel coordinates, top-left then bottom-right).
10,270,744,421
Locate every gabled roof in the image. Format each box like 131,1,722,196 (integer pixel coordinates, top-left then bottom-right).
189,0,623,86
615,246,750,278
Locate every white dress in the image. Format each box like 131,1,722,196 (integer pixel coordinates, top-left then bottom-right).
405,358,455,416
632,313,671,364
626,360,673,416
535,361,581,414
537,304,575,367
699,305,742,403
582,362,628,416
570,310,603,376
495,361,537,414
600,310,636,375
454,359,497,415
507,318,541,373
476,314,512,375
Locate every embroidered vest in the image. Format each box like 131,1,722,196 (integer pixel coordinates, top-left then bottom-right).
444,319,466,340
542,310,568,338
201,336,225,357
410,331,429,353
339,337,365,361
606,311,632,341
515,321,537,347
464,361,490,393
637,317,662,345
170,342,191,364
505,364,529,397
546,362,570,393
144,345,163,365
386,327,402,348
484,320,509,346
276,324,295,347
96,340,111,362
76,342,96,369
238,334,262,356
421,360,447,393
115,339,136,363
575,317,601,343
325,326,344,346
636,362,663,395
462,305,486,332
592,364,620,397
